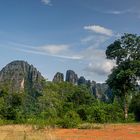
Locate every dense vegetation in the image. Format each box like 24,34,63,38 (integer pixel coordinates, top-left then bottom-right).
0,33,139,128
0,81,137,128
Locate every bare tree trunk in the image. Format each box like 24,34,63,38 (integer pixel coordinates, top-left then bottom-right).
123,83,128,120
124,97,128,120
124,93,128,120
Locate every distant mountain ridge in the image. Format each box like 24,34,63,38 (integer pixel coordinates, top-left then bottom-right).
0,60,113,102
53,70,113,102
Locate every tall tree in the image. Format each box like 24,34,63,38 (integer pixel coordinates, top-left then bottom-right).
106,34,140,119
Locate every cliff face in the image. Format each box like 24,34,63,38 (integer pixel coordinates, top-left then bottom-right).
65,70,78,84
53,72,64,83
91,82,113,102
0,60,45,94
78,76,86,85
53,70,113,102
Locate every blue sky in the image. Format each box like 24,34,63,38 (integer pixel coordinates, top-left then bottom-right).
0,0,140,82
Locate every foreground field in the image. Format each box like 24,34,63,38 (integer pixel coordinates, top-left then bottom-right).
0,124,140,140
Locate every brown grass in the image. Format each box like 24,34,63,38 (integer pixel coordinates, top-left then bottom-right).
0,125,58,140
0,124,140,140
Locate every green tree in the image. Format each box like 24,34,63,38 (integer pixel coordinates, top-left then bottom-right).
0,92,23,120
106,34,140,119
69,85,94,106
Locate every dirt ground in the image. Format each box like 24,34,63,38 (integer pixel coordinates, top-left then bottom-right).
0,124,139,140
54,124,140,140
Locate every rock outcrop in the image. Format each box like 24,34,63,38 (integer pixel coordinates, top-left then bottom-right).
53,72,64,83
78,76,86,85
0,60,45,94
53,70,113,102
89,81,113,102
65,70,78,84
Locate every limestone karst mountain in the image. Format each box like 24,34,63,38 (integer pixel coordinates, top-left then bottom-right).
78,76,87,85
65,70,78,84
53,72,64,83
53,70,113,102
0,60,45,94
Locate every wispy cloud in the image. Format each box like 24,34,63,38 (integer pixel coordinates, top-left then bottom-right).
41,0,52,6
38,45,69,55
106,9,133,15
84,25,113,36
10,42,82,60
105,8,140,19
15,47,81,60
81,35,110,49
92,7,140,19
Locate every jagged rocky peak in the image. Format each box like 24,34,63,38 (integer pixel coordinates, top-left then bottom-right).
0,60,45,93
66,70,78,84
53,72,64,83
78,76,86,85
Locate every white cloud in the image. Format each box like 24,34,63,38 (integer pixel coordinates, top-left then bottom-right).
15,47,82,60
11,42,82,60
84,60,115,75
80,26,117,79
81,35,110,49
84,25,113,36
80,45,115,77
41,0,51,5
38,45,69,55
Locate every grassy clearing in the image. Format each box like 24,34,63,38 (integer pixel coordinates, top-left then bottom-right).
0,125,59,140
0,123,140,140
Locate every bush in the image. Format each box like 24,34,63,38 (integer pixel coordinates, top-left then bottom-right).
103,102,124,122
77,105,88,121
78,123,103,129
86,101,124,123
58,110,81,128
87,106,106,123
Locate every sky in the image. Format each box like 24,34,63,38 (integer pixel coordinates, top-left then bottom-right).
0,0,140,83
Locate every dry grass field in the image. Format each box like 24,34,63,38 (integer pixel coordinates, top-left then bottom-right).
0,124,140,140
0,125,57,140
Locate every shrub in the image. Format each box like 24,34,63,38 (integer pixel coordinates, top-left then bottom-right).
77,105,87,121
86,101,124,123
58,110,81,128
87,106,106,123
103,102,124,122
78,123,103,129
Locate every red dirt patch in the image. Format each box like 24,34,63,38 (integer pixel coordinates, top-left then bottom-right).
54,124,140,140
